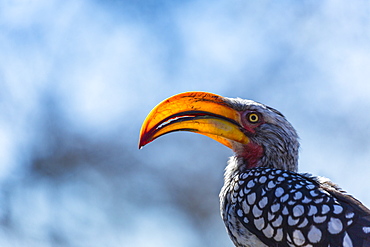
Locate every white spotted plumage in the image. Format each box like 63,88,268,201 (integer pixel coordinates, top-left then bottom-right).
214,97,370,247
252,205,263,218
343,232,353,247
363,226,370,234
307,226,321,243
292,229,305,246
221,165,370,247
292,205,304,217
327,217,343,234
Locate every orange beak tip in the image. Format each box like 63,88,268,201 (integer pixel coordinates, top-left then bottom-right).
138,131,154,149
138,142,143,149
138,140,146,149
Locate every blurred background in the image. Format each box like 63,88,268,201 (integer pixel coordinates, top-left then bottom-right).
1,0,370,246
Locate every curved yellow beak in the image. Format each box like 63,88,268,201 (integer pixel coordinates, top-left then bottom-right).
139,92,249,149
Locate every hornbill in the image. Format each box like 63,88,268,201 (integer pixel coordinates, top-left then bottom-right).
139,91,370,247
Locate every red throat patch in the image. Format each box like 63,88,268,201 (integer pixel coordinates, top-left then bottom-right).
240,142,264,169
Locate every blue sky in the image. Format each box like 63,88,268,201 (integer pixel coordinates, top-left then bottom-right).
1,0,370,246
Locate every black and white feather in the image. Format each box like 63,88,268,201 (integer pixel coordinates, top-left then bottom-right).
220,98,370,247
221,165,370,247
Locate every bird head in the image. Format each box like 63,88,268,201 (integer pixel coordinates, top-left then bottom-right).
139,92,299,171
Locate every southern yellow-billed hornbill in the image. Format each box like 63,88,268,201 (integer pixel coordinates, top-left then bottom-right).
139,92,370,247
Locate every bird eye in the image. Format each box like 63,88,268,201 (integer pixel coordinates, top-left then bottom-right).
247,113,260,123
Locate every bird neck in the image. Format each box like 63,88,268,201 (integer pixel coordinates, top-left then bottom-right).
231,141,299,172
237,142,264,169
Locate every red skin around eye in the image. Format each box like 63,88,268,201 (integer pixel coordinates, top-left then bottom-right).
238,111,265,168
239,111,264,133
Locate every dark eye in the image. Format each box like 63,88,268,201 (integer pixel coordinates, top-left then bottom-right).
247,112,260,123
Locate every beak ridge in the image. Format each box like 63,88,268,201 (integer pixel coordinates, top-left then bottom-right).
139,92,249,149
